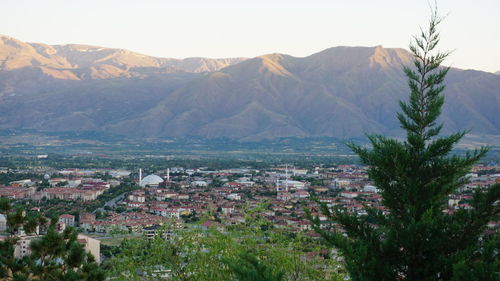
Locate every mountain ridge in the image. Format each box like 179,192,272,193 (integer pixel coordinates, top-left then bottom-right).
0,34,246,79
0,35,498,141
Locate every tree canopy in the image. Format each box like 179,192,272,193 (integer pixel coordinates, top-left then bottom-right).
310,8,500,281
0,198,104,281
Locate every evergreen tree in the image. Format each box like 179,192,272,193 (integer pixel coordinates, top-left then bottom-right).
0,198,105,281
310,9,499,281
226,252,284,281
28,224,105,281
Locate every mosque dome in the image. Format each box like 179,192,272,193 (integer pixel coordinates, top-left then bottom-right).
140,174,164,187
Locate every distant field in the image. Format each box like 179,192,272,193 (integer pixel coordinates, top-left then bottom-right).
0,130,498,167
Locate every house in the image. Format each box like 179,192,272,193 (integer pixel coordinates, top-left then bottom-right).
332,179,351,189
0,187,36,199
201,220,222,231
155,192,178,201
10,233,100,263
0,214,6,231
235,179,255,187
177,194,190,200
340,191,359,198
59,214,75,227
40,188,99,201
77,234,101,263
277,191,293,201
9,179,35,187
293,190,310,199
128,191,146,202
363,185,379,193
191,181,208,187
297,220,312,231
14,235,37,258
143,225,173,240
221,205,235,215
226,193,241,201
278,180,306,190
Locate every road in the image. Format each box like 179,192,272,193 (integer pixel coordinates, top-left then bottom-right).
93,192,126,214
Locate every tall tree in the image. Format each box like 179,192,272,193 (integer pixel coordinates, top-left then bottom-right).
28,224,105,281
310,8,499,281
0,198,104,281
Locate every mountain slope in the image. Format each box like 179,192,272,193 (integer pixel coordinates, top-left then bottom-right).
0,35,499,140
0,35,246,79
119,46,498,140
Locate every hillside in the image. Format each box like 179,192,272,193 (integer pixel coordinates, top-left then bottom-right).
0,35,245,79
1,35,499,141
109,46,499,140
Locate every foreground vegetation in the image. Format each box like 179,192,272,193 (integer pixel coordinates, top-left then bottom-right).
309,10,499,281
105,218,344,281
0,198,104,281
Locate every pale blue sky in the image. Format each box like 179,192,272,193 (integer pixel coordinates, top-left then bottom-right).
2,0,499,72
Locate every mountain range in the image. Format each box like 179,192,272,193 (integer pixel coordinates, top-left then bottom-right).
0,35,499,141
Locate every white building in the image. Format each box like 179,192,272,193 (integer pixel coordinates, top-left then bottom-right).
363,185,379,193
140,174,164,187
293,169,308,175
226,193,241,201
11,233,100,263
331,178,351,189
278,180,306,190
59,214,76,227
77,234,101,263
340,192,359,198
0,214,6,232
191,181,208,187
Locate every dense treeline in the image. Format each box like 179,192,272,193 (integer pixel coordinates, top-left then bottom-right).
0,173,43,185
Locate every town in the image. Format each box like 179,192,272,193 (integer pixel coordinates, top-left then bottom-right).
1,159,498,264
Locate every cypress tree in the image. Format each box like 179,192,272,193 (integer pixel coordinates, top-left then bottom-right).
310,9,500,281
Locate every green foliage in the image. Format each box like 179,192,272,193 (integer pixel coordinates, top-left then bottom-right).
0,199,105,281
451,234,500,281
84,181,139,212
0,197,11,213
106,218,343,281
56,181,69,187
101,244,121,258
309,9,500,281
28,225,105,281
37,179,50,191
225,251,284,281
0,173,42,186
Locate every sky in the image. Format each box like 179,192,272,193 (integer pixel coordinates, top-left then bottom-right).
2,0,500,72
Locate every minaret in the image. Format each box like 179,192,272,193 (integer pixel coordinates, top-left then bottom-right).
285,164,289,192
139,168,142,186
167,168,170,181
